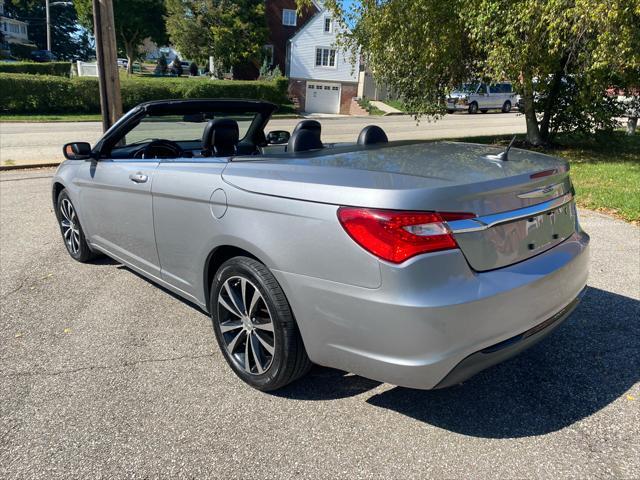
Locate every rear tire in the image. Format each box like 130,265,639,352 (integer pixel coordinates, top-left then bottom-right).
55,189,99,262
468,102,478,114
447,109,455,114
480,109,488,113
210,256,312,391
502,100,512,113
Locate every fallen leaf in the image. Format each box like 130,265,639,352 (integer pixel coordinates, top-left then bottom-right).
627,395,636,401
63,328,71,334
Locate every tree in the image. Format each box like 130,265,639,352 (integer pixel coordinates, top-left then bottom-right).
165,0,268,73
170,55,183,76
5,0,94,60
75,0,167,74
315,0,640,146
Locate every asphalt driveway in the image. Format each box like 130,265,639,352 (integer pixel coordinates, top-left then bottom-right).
1,169,638,478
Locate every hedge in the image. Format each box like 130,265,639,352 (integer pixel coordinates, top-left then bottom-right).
0,74,289,114
0,62,72,77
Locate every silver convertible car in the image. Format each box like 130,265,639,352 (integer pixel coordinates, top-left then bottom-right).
52,99,589,391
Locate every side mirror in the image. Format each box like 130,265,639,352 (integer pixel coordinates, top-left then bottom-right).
266,130,290,145
63,142,92,160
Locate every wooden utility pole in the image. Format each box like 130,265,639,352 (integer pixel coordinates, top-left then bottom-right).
92,0,122,132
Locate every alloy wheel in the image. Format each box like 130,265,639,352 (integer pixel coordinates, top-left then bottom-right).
217,276,276,375
59,198,80,255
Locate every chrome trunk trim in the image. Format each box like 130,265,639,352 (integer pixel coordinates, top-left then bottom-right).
447,192,574,233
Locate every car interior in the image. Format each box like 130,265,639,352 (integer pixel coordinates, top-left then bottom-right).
94,100,390,161
107,115,388,160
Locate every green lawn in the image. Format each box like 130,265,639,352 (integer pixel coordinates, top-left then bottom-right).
0,107,299,123
0,114,103,122
383,99,408,112
457,132,640,223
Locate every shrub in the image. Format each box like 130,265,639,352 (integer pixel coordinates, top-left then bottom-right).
0,73,290,114
0,61,72,77
155,54,168,76
0,74,100,113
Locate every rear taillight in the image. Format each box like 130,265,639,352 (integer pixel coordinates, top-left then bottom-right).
337,207,475,264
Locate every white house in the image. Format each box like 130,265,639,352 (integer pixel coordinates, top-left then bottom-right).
285,5,360,114
0,0,31,49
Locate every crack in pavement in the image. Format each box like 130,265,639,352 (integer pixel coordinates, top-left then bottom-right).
2,353,216,379
0,273,56,299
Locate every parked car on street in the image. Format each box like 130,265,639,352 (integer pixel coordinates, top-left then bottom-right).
30,49,57,62
117,57,128,68
448,82,517,113
52,99,589,391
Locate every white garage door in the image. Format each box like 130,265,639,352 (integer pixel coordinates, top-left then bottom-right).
305,82,341,114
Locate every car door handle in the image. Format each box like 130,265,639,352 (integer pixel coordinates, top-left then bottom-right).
129,173,148,183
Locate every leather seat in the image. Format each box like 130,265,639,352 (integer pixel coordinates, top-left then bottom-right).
287,128,323,153
287,119,323,152
292,119,322,136
357,125,388,146
202,118,239,157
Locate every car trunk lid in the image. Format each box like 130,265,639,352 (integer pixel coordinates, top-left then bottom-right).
222,141,577,270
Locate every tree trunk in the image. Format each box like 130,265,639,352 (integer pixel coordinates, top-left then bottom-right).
522,74,543,146
539,69,565,142
121,32,137,76
627,117,638,136
125,42,135,76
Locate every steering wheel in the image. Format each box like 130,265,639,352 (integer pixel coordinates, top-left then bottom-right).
139,139,183,159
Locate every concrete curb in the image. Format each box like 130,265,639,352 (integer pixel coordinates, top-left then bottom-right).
0,163,60,171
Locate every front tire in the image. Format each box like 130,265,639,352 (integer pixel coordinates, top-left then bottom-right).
210,256,311,391
502,100,512,113
468,102,478,114
55,189,98,262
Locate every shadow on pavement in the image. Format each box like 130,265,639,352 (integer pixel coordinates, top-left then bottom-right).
99,255,639,422
114,264,208,315
365,286,639,438
273,366,382,401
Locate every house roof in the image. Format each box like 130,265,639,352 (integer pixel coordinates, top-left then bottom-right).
288,1,347,44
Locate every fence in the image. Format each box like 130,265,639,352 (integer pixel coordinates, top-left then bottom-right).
76,61,99,77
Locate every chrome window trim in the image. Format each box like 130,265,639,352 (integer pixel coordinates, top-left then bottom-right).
448,192,574,233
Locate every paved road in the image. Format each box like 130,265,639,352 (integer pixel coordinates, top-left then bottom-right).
0,112,526,166
1,169,638,478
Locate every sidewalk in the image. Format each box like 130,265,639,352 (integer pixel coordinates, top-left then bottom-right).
369,100,403,115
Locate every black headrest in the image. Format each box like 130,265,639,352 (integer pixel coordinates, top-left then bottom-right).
357,125,388,146
292,119,322,136
287,128,323,153
202,118,239,156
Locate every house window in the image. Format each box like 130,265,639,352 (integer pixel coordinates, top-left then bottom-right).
263,44,274,66
324,17,332,33
315,47,336,68
282,9,296,26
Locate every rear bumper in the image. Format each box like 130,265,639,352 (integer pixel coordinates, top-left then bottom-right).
273,229,590,390
434,289,584,388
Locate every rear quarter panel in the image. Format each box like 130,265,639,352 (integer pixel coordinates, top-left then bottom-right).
151,161,381,308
